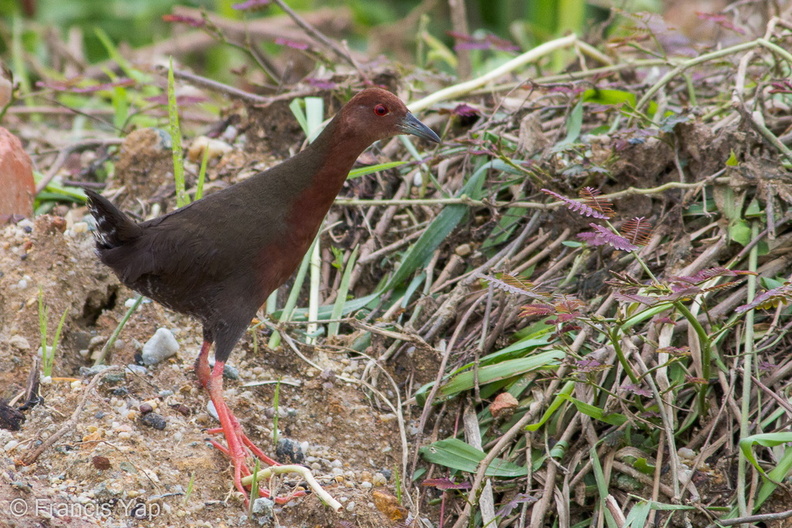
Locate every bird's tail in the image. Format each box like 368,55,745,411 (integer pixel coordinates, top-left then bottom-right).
84,189,142,249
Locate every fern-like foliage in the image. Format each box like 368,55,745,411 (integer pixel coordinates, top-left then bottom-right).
475,272,551,301
579,187,615,218
736,282,792,313
578,224,639,251
613,267,755,307
605,271,646,289
541,189,610,219
673,267,756,285
620,217,653,246
518,304,556,318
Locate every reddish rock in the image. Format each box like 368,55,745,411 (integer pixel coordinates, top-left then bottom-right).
0,127,34,221
490,392,519,419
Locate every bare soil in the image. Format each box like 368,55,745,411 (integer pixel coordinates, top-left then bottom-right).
0,184,408,528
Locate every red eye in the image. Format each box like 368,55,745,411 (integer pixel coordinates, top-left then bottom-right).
374,104,388,116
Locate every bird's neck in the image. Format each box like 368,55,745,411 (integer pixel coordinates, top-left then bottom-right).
285,118,369,224
251,117,371,290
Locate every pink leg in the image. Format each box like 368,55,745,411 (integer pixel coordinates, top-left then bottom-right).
195,341,211,389
203,360,305,505
206,361,248,500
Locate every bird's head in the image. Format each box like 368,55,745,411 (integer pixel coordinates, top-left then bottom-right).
337,87,440,145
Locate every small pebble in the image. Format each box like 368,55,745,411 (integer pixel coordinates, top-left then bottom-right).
124,297,141,308
9,335,30,351
455,243,472,256
139,403,153,414
372,472,387,486
79,364,110,377
125,364,148,376
276,438,306,464
361,481,372,490
141,328,180,366
140,413,167,430
251,497,275,526
92,456,111,470
222,364,240,380
171,404,191,416
678,447,696,460
187,136,233,163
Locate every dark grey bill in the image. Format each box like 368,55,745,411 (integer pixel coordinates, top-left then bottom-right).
399,112,441,143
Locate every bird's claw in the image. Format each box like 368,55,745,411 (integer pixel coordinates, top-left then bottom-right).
205,422,304,505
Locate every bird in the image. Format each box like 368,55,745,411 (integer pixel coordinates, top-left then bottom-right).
84,87,440,504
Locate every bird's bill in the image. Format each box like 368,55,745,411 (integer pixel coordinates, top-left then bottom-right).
399,112,441,143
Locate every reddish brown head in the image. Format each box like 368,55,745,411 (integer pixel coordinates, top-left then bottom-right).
333,88,440,147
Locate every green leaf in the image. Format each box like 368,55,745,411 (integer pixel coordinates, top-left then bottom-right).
327,245,359,337
561,99,584,145
526,380,575,431
348,161,406,179
558,394,628,426
744,198,764,218
755,445,792,510
413,332,552,405
633,458,655,475
288,98,309,137
729,219,752,246
739,432,792,478
420,438,527,477
439,350,564,399
477,333,553,365
582,88,637,108
590,445,619,528
726,149,739,166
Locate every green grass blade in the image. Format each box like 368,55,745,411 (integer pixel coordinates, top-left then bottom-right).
754,446,792,510
94,295,144,366
526,380,575,431
348,161,407,179
558,394,628,427
288,98,309,137
590,446,619,528
439,350,564,399
305,97,324,142
328,245,359,337
739,432,792,477
167,57,188,208
45,307,69,377
268,236,317,348
196,147,210,201
94,27,140,81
